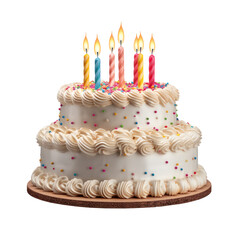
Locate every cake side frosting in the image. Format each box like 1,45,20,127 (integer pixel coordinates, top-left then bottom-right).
37,121,201,156
57,82,179,108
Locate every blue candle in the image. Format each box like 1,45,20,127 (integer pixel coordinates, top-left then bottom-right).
95,55,101,89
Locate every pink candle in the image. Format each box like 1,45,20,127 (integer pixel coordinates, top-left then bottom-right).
109,52,115,86
118,23,125,88
118,45,124,87
149,34,156,88
149,54,155,87
134,53,139,85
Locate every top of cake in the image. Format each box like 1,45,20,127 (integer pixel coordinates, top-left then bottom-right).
57,81,179,108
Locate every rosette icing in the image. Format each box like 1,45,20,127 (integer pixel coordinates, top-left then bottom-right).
78,135,96,156
37,121,202,156
95,136,118,155
176,178,190,194
81,90,94,107
111,91,129,107
116,181,134,199
143,89,159,107
53,176,69,194
150,180,166,197
42,174,58,192
65,178,83,196
135,138,155,155
166,180,180,195
115,135,137,156
127,90,144,107
99,180,117,198
57,83,179,108
134,180,150,198
93,91,112,107
72,89,82,104
31,165,207,199
82,180,99,198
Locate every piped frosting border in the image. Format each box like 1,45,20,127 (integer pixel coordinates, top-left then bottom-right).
57,83,179,108
37,121,201,156
31,165,207,199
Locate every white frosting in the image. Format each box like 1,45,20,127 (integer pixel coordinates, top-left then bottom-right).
57,83,179,108
37,121,201,156
31,165,207,199
59,103,178,131
39,146,198,182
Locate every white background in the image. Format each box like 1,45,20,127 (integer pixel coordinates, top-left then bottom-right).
0,0,240,239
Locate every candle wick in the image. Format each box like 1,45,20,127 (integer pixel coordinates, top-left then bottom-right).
86,49,87,54
111,47,113,53
140,47,142,53
120,40,122,46
151,49,153,55
97,52,99,58
136,49,138,54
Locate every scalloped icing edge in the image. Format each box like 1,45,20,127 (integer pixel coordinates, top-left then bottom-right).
31,165,207,199
57,83,179,108
37,121,202,156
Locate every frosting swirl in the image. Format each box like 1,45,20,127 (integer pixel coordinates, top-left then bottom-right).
116,181,134,199
82,180,99,198
53,176,69,194
65,178,83,196
134,180,150,198
99,180,117,198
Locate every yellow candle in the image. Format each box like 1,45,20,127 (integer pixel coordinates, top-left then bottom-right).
138,33,144,89
84,53,89,88
83,34,90,88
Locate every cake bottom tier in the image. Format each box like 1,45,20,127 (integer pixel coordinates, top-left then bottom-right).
39,147,198,182
31,165,207,199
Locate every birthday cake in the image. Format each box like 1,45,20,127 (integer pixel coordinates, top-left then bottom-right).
31,81,207,199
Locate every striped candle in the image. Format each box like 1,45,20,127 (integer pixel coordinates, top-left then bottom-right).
138,53,144,89
109,52,115,86
95,56,101,89
84,53,89,88
118,45,124,88
134,53,139,85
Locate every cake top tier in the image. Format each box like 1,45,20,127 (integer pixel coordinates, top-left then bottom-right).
57,81,179,108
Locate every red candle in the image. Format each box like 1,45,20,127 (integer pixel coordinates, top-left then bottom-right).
133,35,139,86
149,34,155,88
109,33,115,86
118,23,125,88
149,54,155,88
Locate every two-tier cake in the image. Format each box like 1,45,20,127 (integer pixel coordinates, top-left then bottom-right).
31,81,207,199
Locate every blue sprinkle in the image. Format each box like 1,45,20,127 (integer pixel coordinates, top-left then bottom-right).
151,173,155,176
60,122,63,125
194,157,197,159
180,168,183,171
135,122,138,124
49,131,51,133
176,118,179,121
191,126,194,128
174,103,177,106
73,173,77,176
41,164,44,167
62,116,65,118
144,172,147,175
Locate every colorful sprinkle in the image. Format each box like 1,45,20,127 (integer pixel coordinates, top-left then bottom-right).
105,164,109,167
51,162,54,165
122,169,126,172
73,173,77,176
60,169,64,172
151,173,155,176
113,112,117,116
154,111,157,113
102,169,106,172
165,161,168,164
124,116,127,119
71,122,74,124
144,171,147,175
71,157,75,159
92,114,96,117
89,166,92,170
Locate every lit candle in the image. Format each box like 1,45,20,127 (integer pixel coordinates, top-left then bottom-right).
149,34,155,88
94,35,101,90
138,33,144,89
118,23,125,88
133,34,139,86
83,34,90,88
109,33,115,87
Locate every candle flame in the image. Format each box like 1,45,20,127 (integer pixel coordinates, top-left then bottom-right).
109,32,115,51
118,23,124,44
94,35,101,56
138,33,144,51
133,34,139,52
83,34,89,52
149,34,155,53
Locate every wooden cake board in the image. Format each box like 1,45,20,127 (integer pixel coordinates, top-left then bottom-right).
27,180,211,208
